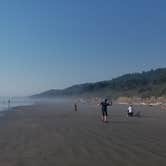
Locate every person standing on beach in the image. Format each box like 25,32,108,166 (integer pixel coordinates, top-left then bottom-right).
74,103,78,112
100,99,112,122
128,105,134,117
8,98,11,111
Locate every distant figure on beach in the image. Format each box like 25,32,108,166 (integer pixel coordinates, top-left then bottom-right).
8,98,11,111
74,103,78,112
128,105,134,117
100,99,112,122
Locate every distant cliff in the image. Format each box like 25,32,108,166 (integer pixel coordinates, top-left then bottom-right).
32,68,166,99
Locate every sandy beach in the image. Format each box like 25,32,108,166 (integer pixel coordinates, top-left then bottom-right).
0,102,165,166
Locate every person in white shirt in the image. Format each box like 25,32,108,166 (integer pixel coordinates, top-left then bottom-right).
128,105,134,117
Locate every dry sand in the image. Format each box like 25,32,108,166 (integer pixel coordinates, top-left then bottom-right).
0,102,165,166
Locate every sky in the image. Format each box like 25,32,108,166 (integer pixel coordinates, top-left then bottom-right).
0,0,166,96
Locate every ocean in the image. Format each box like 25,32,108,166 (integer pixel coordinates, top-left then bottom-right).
0,97,34,111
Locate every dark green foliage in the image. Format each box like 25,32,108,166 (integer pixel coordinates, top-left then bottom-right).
32,68,166,99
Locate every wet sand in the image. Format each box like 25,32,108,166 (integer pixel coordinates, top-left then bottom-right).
0,103,165,166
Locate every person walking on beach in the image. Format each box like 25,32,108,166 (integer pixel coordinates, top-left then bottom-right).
100,99,112,122
128,104,134,117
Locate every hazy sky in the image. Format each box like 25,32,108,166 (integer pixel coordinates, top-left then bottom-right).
0,0,166,96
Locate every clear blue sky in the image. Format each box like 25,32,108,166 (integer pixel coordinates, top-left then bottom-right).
0,0,166,96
